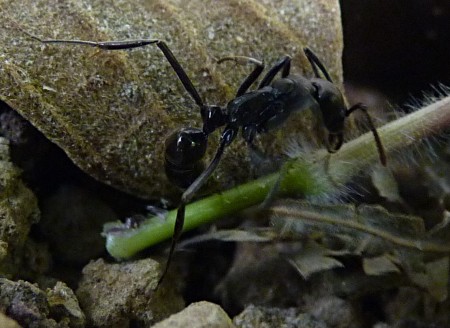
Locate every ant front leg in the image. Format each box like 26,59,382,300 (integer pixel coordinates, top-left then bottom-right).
346,103,387,166
157,126,238,287
258,55,292,88
217,56,265,97
326,104,387,167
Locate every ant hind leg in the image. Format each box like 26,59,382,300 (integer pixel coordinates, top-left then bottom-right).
157,126,237,287
258,55,292,88
21,29,206,110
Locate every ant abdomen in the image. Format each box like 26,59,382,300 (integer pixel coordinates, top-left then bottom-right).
164,127,208,188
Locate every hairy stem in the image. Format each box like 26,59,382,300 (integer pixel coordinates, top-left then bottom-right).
105,96,450,259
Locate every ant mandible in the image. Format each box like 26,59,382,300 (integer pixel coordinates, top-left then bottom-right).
24,33,386,287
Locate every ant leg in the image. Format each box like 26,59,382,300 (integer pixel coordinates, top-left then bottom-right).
243,125,274,172
346,103,387,166
243,126,282,208
258,56,292,88
243,125,275,171
22,30,206,109
303,47,333,82
218,56,265,97
157,126,238,287
259,159,293,209
154,41,205,109
248,138,286,209
247,140,288,209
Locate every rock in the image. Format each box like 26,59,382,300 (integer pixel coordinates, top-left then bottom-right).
76,258,184,327
0,278,84,328
152,301,234,328
46,281,86,328
233,305,327,328
0,137,42,278
1,0,343,199
0,312,21,328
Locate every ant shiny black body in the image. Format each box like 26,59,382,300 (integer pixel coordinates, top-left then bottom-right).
25,33,386,286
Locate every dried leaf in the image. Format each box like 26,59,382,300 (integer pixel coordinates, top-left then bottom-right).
371,166,403,203
270,200,450,254
363,254,400,276
425,257,449,302
287,240,344,279
408,257,449,302
426,212,450,243
270,200,450,300
179,228,276,248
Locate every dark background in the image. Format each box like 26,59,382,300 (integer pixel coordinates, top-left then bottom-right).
341,0,450,103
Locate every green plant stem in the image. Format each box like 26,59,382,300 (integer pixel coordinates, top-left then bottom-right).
105,96,450,259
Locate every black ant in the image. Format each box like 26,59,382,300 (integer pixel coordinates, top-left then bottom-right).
23,32,386,287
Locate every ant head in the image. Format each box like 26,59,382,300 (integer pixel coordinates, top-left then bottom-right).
310,78,347,133
310,78,345,110
165,127,208,166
